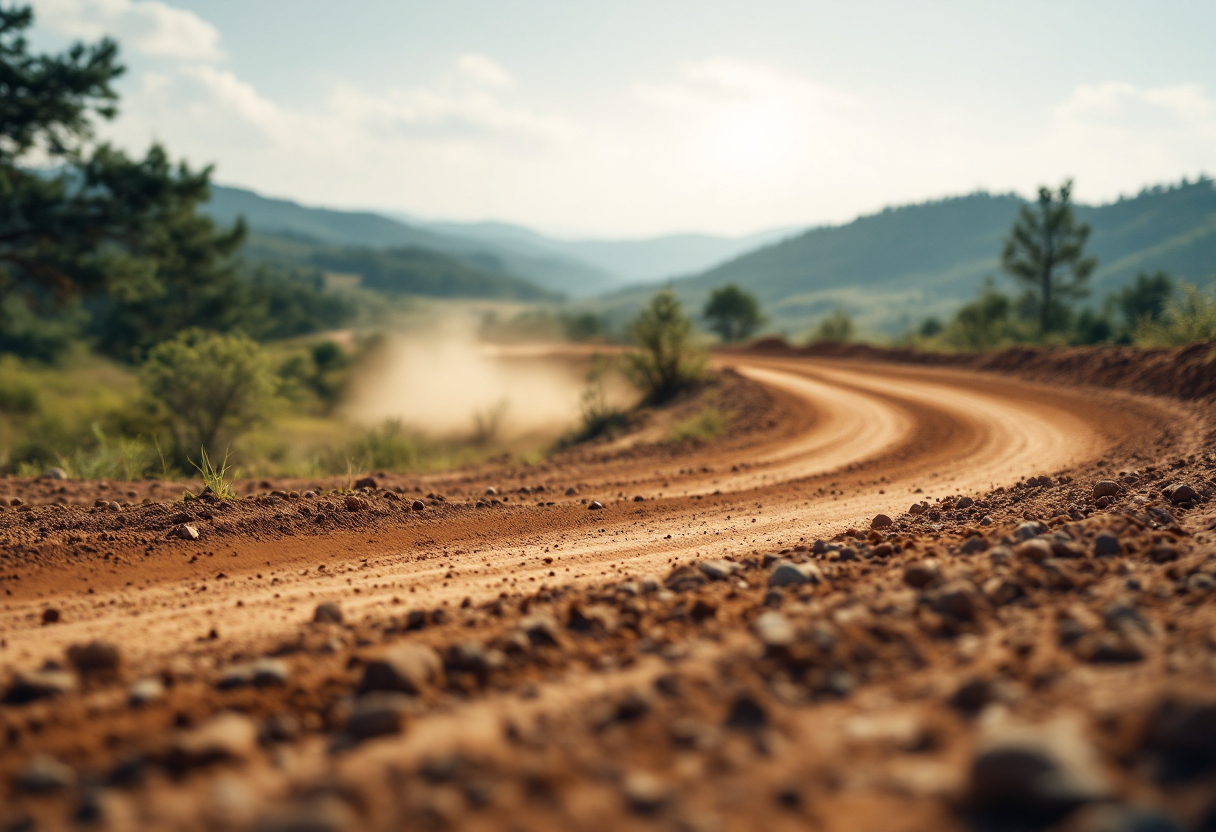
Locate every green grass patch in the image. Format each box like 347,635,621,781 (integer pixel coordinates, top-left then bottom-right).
667,407,727,444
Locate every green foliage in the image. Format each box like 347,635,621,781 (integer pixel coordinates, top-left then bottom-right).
189,446,236,499
1001,179,1097,334
703,284,764,342
810,308,854,342
667,407,726,444
0,292,86,362
941,280,1017,350
1069,308,1114,346
566,354,630,444
139,329,276,459
563,311,608,342
623,290,704,404
1115,271,1175,329
1135,282,1216,346
918,317,944,338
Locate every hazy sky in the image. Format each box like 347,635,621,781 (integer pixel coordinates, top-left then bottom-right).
28,0,1216,237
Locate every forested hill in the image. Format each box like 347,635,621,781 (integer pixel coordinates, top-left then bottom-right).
613,179,1216,335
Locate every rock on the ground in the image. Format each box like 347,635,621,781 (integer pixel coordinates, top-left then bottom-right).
768,560,823,588
172,713,259,769
753,611,796,648
359,643,444,695
928,580,985,622
14,755,75,793
588,500,604,510
968,719,1111,823
313,601,343,624
3,669,77,704
699,559,740,581
1092,480,1120,499
171,523,199,540
345,692,412,741
128,678,165,707
1093,532,1122,557
1163,482,1198,505
903,559,941,588
66,641,121,675
870,514,893,529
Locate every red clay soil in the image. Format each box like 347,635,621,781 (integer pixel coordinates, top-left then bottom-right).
1,350,1214,832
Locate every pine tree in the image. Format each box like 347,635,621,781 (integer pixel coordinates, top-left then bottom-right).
703,284,763,342
1000,180,1097,334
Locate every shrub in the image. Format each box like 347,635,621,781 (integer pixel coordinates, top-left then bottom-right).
1135,282,1216,346
810,309,854,342
667,407,726,444
623,291,704,404
139,329,276,460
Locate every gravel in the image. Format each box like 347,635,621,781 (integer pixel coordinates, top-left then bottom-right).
359,644,444,695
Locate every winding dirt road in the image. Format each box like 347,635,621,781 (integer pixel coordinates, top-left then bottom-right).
1,354,1213,832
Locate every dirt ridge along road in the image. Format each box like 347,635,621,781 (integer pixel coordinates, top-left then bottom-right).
1,354,1212,831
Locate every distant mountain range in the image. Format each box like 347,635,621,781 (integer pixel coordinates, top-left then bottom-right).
597,179,1216,336
204,185,789,299
205,179,1216,335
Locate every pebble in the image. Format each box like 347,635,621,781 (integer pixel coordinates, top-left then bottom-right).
870,514,893,529
957,496,975,509
359,644,444,694
40,466,69,481
724,694,769,731
219,658,291,689
903,559,941,588
344,496,368,512
929,580,984,622
345,692,412,741
67,641,121,675
128,678,165,707
411,499,425,511
1093,532,1122,557
521,614,561,646
3,669,77,704
15,755,75,793
959,536,987,555
172,713,259,768
1163,482,1198,505
353,476,377,490
42,607,61,624
699,559,740,581
1014,521,1047,541
968,720,1110,822
588,500,604,510
1014,538,1053,563
622,771,670,814
313,602,344,624
753,611,796,648
639,575,662,593
1092,480,1120,499
768,560,823,588
171,523,200,540
908,503,927,515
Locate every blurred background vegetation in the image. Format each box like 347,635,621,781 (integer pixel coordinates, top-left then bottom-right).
1,3,1213,481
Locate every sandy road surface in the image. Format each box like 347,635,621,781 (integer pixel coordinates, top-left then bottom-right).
2,353,1213,832
1,357,1193,674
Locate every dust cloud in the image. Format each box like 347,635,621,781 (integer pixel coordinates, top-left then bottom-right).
342,319,629,442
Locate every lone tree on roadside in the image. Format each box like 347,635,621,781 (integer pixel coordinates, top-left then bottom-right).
703,284,763,342
623,290,704,404
1001,179,1097,334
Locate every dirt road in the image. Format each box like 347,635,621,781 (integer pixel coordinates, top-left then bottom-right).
2,353,1214,832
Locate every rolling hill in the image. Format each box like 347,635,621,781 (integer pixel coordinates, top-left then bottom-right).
597,178,1216,336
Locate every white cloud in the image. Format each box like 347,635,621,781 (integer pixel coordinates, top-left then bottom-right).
32,0,222,60
456,54,516,89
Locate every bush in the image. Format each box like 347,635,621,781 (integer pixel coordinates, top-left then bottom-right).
703,285,763,342
667,407,726,444
1135,282,1216,346
810,309,854,342
140,329,276,460
623,291,704,404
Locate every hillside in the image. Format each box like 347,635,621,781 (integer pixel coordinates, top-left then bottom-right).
206,186,613,298
241,233,557,302
599,179,1216,336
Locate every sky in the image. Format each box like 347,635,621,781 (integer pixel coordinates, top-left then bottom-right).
27,0,1216,238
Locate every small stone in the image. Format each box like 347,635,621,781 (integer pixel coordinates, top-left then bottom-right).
172,713,258,769
1163,482,1198,505
903,559,941,588
359,644,444,694
768,560,822,588
957,496,975,509
40,467,69,481
313,602,343,624
724,694,768,731
66,641,121,675
484,486,498,496
908,503,927,515
411,499,425,511
929,580,985,622
1092,481,1120,499
15,755,75,793
633,495,645,502
1093,532,1122,557
588,500,604,510
171,523,199,540
698,559,739,581
968,720,1110,823
622,772,670,815
753,611,796,648
1014,538,1053,563
639,575,662,593
521,614,560,646
870,513,893,529
353,476,377,490
950,678,995,714
3,669,76,704
41,607,61,625
565,487,577,496
960,536,987,555
1014,521,1047,541
344,496,368,512
345,692,411,741
128,678,165,707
